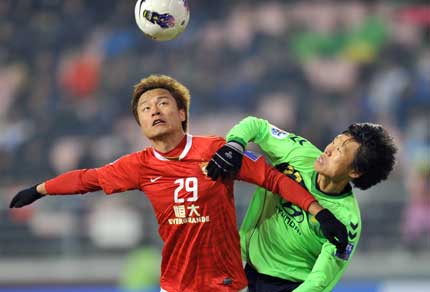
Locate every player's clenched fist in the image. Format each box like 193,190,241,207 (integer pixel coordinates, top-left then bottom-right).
206,141,244,180
316,209,348,253
10,185,44,208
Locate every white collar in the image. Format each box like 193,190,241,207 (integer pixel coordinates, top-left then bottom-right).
152,134,193,161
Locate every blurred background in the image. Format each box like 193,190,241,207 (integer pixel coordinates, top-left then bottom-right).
0,0,429,291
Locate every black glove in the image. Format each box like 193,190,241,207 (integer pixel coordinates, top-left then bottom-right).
9,185,44,208
206,141,244,180
315,209,348,253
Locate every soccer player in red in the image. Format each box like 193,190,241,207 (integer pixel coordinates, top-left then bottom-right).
10,75,347,292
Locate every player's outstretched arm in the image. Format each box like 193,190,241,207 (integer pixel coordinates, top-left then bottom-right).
9,184,46,208
9,169,101,208
9,152,141,208
10,153,143,208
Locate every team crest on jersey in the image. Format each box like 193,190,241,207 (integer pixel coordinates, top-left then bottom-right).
244,150,260,161
275,162,306,188
335,243,354,260
270,126,289,139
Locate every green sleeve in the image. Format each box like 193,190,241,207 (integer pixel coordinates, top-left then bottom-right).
226,116,270,150
226,116,320,166
292,237,360,292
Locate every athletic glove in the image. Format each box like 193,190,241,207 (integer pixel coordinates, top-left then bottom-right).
206,141,244,180
9,185,44,208
315,209,348,253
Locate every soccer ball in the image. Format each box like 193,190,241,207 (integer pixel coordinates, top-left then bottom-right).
135,0,190,41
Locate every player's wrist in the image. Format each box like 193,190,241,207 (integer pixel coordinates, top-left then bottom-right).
315,208,333,221
226,141,244,154
226,138,247,150
36,183,48,195
308,201,324,216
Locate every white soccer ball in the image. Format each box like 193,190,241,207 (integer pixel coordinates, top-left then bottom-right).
135,0,190,41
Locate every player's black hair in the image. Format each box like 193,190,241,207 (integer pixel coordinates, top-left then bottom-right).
343,123,397,190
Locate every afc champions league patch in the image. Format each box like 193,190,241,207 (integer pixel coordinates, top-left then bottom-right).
335,243,354,260
244,150,260,161
270,126,289,139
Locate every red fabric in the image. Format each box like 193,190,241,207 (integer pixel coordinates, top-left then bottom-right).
43,135,316,292
238,154,316,212
95,136,246,292
45,169,101,194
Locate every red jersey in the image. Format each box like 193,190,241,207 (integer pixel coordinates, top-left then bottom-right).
45,135,315,292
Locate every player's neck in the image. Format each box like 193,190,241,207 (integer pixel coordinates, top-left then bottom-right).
316,174,350,194
150,131,186,153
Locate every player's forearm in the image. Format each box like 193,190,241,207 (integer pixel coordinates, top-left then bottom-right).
238,156,317,211
44,169,101,195
293,243,350,292
293,270,340,292
265,167,316,212
10,169,101,208
293,271,343,292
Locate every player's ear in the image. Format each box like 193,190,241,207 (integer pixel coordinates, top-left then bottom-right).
349,169,362,179
179,108,186,122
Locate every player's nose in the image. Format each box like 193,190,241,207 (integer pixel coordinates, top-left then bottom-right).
151,106,161,116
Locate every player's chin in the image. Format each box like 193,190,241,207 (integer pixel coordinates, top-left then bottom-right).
148,128,172,139
314,163,329,177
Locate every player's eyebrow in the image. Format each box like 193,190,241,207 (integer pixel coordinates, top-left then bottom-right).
340,137,354,148
138,95,169,107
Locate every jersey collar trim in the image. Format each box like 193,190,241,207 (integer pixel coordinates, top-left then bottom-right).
311,171,353,199
153,134,193,161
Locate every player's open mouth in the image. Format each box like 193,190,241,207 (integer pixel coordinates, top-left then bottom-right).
153,119,166,126
317,156,324,164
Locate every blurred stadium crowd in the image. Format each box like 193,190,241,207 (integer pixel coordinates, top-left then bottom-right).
0,0,429,277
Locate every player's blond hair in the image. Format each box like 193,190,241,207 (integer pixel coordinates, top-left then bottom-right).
131,74,191,132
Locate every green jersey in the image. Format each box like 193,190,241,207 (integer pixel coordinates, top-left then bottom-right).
227,117,361,292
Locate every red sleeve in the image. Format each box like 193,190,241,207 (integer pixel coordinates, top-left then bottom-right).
45,152,142,196
237,154,316,211
45,169,101,195
94,152,142,194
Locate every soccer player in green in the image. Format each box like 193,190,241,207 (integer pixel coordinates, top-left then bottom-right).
207,116,397,292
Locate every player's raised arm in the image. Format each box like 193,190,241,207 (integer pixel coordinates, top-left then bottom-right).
207,116,318,180
226,116,292,165
207,140,348,253
10,152,142,208
238,154,347,253
226,116,320,166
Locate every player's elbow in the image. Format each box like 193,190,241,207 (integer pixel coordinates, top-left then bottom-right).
308,272,330,290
